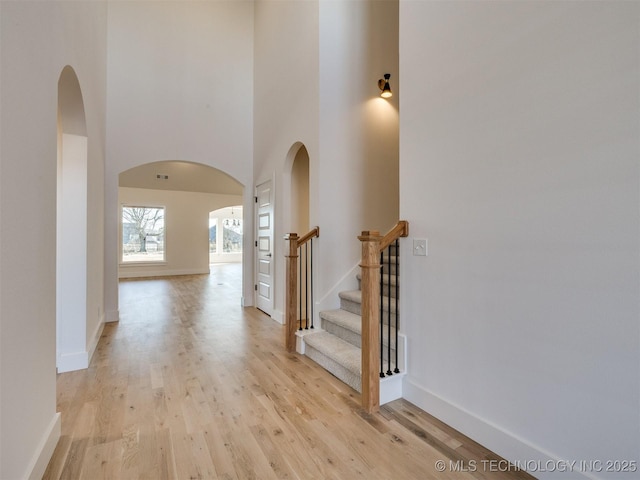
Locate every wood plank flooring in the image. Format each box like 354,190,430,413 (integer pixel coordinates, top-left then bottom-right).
44,264,534,480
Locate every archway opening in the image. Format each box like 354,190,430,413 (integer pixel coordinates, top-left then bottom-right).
118,160,245,300
290,145,310,234
57,66,89,373
209,205,243,265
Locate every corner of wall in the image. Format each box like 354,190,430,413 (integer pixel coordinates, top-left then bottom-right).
106,309,119,323
271,309,284,325
87,317,105,365
26,412,61,480
57,351,89,374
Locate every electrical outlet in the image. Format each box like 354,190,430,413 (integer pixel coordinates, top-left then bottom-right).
413,238,427,256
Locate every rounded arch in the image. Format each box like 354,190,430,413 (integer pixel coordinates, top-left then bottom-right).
117,159,247,295
118,160,244,195
283,142,310,235
58,66,87,136
57,65,89,372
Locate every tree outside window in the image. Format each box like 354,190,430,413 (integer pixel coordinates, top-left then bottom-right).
122,206,165,262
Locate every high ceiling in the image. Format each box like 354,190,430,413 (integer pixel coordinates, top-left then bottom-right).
119,161,243,195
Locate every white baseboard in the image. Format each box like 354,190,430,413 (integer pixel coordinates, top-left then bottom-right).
26,412,61,480
58,314,106,374
118,267,209,279
57,350,89,373
272,309,284,325
106,309,119,323
403,379,598,480
87,316,105,365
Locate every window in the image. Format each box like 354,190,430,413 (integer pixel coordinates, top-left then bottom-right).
121,206,165,263
209,217,217,254
223,215,242,253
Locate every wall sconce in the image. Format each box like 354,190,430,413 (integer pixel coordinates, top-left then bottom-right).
378,73,392,98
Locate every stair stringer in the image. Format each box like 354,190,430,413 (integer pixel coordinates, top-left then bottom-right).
380,333,406,405
315,262,360,323
296,329,406,404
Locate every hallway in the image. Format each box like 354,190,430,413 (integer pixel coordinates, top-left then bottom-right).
44,266,531,479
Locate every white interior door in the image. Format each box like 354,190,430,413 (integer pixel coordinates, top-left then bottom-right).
255,180,274,316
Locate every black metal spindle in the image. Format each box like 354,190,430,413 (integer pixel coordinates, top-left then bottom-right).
310,238,314,329
379,252,385,378
394,239,400,373
386,245,393,376
298,245,303,331
305,243,309,329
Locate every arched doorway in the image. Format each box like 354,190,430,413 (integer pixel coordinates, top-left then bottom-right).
209,205,243,265
290,145,310,234
117,160,244,297
56,66,89,372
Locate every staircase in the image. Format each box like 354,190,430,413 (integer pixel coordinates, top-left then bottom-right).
297,245,404,400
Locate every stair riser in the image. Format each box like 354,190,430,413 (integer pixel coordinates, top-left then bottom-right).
304,344,361,393
322,319,361,348
339,297,399,318
340,297,361,316
305,322,396,372
321,317,399,353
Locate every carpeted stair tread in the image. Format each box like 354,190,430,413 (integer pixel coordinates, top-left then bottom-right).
339,290,362,303
320,309,362,335
339,290,398,316
303,331,361,375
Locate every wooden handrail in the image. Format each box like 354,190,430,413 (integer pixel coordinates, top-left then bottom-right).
359,220,409,414
379,220,408,251
297,226,320,247
284,227,320,352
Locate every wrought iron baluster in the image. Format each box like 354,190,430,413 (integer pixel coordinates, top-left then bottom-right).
394,239,400,373
386,245,393,376
298,244,303,331
305,243,309,329
310,238,314,329
379,252,385,378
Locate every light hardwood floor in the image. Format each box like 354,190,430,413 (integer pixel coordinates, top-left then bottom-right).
44,264,533,480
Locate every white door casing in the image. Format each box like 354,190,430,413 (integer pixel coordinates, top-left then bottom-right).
255,180,274,316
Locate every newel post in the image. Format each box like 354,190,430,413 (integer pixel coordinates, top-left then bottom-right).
284,233,299,352
359,230,382,414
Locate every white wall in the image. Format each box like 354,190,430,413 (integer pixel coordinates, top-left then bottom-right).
253,0,399,321
399,2,639,478
253,0,320,321
0,2,107,478
119,187,242,279
316,0,399,304
105,1,254,320
57,133,89,373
